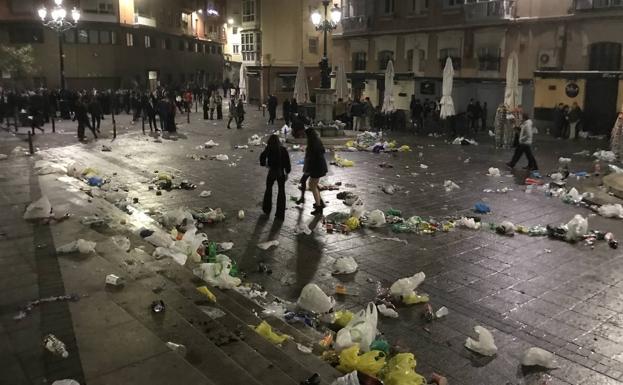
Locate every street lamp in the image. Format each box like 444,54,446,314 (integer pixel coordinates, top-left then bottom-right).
311,1,341,89
38,0,81,90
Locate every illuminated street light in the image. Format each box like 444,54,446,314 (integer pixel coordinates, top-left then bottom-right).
38,0,81,89
311,1,341,89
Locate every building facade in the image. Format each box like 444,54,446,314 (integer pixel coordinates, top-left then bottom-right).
223,0,332,104
0,0,227,90
332,0,623,133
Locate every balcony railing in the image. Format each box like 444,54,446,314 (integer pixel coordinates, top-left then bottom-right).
464,0,515,22
576,0,623,10
134,14,157,28
340,16,369,34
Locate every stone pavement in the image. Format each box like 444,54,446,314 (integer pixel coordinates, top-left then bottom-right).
1,107,623,385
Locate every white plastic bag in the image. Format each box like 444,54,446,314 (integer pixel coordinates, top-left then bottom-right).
56,239,97,254
144,231,174,248
390,272,426,298
215,154,229,161
52,380,80,385
594,150,616,162
366,210,386,228
565,215,588,242
333,257,358,274
377,304,399,318
331,371,360,385
162,208,194,228
258,240,279,250
444,180,460,192
457,217,480,230
199,190,212,197
193,255,241,289
465,326,497,356
153,247,188,265
498,221,515,235
350,199,365,218
111,236,131,252
24,196,52,220
173,227,207,263
521,347,558,368
487,167,501,177
598,204,623,219
335,302,378,352
297,283,335,314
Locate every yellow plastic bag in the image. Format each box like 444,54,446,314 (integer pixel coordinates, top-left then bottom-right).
335,154,355,167
345,217,360,231
196,286,217,303
337,345,386,377
382,353,425,385
254,321,291,344
398,145,411,152
82,167,98,177
345,140,356,148
334,310,354,328
387,140,397,149
403,293,429,305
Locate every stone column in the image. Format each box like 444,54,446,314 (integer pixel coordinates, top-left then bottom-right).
315,88,334,123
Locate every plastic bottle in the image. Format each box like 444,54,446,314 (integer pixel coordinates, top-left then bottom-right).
207,241,217,261
43,334,69,358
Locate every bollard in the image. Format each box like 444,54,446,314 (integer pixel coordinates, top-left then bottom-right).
187,109,190,124
51,116,56,133
28,131,34,155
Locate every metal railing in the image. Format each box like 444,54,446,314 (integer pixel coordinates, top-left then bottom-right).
464,0,516,21
340,16,369,34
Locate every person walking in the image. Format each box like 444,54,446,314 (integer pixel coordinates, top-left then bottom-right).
216,93,223,120
158,96,169,132
74,97,97,141
227,97,237,129
567,102,582,140
506,113,538,171
202,93,209,120
283,98,291,126
303,128,328,215
260,134,291,221
235,99,245,129
208,93,216,120
145,94,157,131
267,94,278,124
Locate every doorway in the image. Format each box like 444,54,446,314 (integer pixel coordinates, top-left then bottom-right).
584,77,618,134
147,70,159,92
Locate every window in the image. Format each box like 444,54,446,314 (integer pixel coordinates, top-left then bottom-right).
378,50,394,70
8,26,44,44
309,37,318,54
242,0,256,22
144,35,151,48
64,30,76,44
277,74,296,92
352,52,367,71
89,30,99,44
178,40,185,51
126,32,134,47
589,42,622,71
411,0,429,13
444,0,465,7
241,32,260,61
477,47,501,71
407,49,414,72
81,0,114,14
233,27,238,34
383,0,395,14
439,48,461,69
99,31,111,44
78,29,89,44
233,44,240,54
186,41,192,52
218,46,223,54
162,37,171,50
135,0,151,16
181,13,190,29
111,31,117,44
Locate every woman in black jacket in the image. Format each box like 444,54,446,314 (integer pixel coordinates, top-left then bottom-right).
260,135,291,220
304,128,328,215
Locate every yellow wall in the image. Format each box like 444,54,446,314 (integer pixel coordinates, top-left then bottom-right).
534,77,586,109
118,0,135,25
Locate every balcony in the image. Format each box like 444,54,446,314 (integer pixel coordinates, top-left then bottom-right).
464,0,515,22
340,16,369,35
79,11,117,24
134,14,157,28
576,0,623,10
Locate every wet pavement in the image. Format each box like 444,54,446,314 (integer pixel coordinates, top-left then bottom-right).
1,107,623,385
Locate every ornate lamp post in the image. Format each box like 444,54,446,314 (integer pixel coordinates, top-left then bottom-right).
38,0,81,90
311,1,341,89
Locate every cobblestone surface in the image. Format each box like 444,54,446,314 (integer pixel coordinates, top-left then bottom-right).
1,107,622,385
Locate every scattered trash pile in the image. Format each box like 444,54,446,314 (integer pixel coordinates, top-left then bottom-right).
342,131,411,153
451,137,478,146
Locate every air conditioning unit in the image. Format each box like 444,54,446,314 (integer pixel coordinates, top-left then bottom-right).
537,49,559,69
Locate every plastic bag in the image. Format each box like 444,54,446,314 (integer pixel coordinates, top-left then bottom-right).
331,371,360,385
443,180,460,192
496,221,515,236
111,236,131,252
381,353,426,385
174,227,207,263
153,247,188,265
593,150,616,162
258,240,279,250
24,196,52,220
297,283,335,313
598,204,623,219
402,293,429,305
457,217,480,230
345,217,361,231
377,304,398,318
465,326,497,356
56,239,97,254
333,257,358,274
334,154,355,167
254,320,290,344
521,347,558,369
193,255,241,289
565,215,588,242
335,302,378,352
350,199,365,219
52,381,80,385
474,202,491,214
390,272,425,298
215,154,229,161
162,208,194,228
366,210,386,228
334,310,354,328
144,231,174,248
487,167,501,177
337,345,386,377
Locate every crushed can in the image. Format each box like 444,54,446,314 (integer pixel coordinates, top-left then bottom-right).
105,274,124,286
151,300,166,313
43,334,69,358
423,304,435,322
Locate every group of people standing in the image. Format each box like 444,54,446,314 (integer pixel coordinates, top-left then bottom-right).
552,102,582,139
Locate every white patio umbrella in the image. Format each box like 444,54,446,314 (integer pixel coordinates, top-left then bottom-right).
293,61,310,103
238,63,246,99
440,57,455,119
335,60,349,100
381,60,395,114
504,51,519,109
